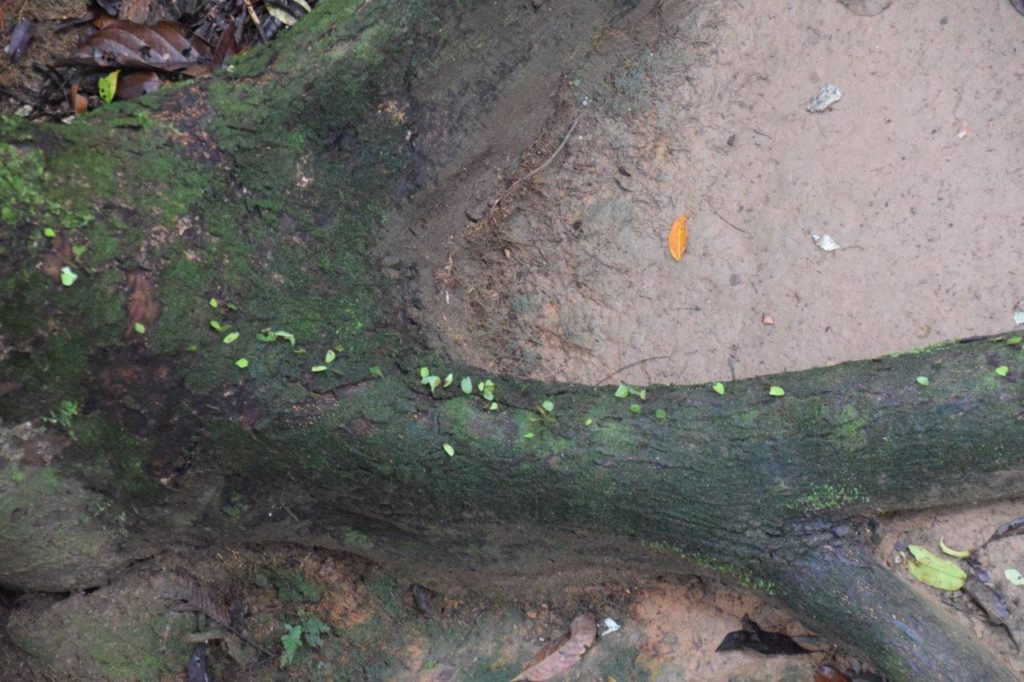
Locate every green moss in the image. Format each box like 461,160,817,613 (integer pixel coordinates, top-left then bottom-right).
792,484,868,513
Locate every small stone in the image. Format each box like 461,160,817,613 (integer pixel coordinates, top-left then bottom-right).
762,313,775,325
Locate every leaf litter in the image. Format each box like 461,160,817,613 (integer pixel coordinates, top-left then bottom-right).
513,613,596,681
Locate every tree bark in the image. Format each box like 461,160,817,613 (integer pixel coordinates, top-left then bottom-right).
1,1,1022,679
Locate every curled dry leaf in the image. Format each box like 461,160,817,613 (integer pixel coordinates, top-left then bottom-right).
69,84,89,114
513,613,596,681
668,215,688,261
116,71,164,100
71,21,212,76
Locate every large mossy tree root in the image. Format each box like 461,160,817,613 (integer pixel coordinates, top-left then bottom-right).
768,542,1016,681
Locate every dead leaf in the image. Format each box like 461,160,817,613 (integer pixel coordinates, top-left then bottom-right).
668,215,688,261
4,20,34,63
116,71,163,100
986,515,1024,545
513,613,596,681
119,0,153,24
69,84,89,114
962,576,1022,650
124,271,160,340
161,570,232,629
716,616,811,656
71,21,212,76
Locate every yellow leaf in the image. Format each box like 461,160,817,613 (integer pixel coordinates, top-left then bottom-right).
98,70,120,104
668,215,688,261
939,538,970,559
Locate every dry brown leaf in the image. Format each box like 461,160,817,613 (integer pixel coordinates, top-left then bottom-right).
668,215,688,261
162,570,232,629
69,84,88,114
116,71,163,100
71,20,212,75
124,271,160,339
513,613,596,681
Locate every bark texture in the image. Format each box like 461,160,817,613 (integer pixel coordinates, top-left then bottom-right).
1,1,1022,679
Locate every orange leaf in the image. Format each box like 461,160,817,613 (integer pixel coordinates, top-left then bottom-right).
668,215,688,261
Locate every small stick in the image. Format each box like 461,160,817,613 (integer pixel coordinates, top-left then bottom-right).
709,204,747,234
490,113,583,210
243,0,267,42
595,355,669,386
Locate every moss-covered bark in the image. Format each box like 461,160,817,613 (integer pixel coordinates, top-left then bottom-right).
1,0,1023,679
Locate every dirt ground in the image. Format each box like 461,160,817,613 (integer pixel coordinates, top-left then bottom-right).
3,0,1024,679
393,0,1024,388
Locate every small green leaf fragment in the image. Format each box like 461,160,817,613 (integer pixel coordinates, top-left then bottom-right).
226,302,238,311
541,400,554,412
427,376,441,393
630,403,641,414
210,320,225,332
133,322,146,334
461,376,473,394
995,365,1009,377
906,545,966,591
420,367,430,379
186,344,198,352
769,385,785,397
1006,336,1022,346
59,266,77,286
655,408,667,419
614,384,630,398
916,376,930,386
369,366,383,378
639,389,647,401
712,382,725,395
1006,569,1024,586
277,331,295,345
97,69,120,103
209,298,219,308
939,538,971,559
523,432,534,439
325,350,336,363
584,417,593,426
442,443,455,457
311,365,328,373
223,331,240,344
72,245,87,257
43,227,56,238
10,469,25,482
235,358,249,368
443,373,454,387
489,402,498,411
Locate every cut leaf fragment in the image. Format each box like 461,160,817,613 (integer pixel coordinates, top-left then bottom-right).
513,614,597,681
906,544,966,591
97,69,120,103
916,376,930,386
769,386,785,397
442,443,455,457
60,266,78,287
668,216,688,261
939,538,970,559
712,382,725,395
995,366,1009,377
461,376,473,394
1006,569,1024,586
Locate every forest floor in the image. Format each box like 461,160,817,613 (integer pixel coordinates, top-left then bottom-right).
2,0,1023,679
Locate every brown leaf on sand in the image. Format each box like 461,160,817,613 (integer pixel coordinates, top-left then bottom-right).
513,613,596,681
124,271,160,339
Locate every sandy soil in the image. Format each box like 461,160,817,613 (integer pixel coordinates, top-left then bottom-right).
399,0,1024,388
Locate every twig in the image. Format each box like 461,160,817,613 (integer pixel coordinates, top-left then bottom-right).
709,204,747,234
595,355,670,386
243,0,267,42
489,113,583,210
